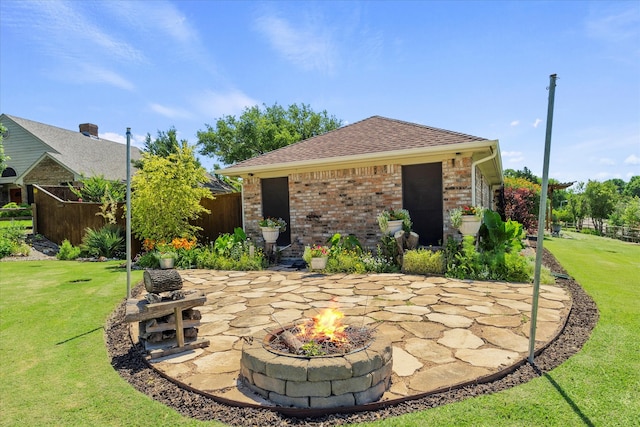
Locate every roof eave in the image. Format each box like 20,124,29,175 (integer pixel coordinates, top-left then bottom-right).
220,139,499,177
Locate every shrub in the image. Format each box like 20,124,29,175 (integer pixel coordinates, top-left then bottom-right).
325,250,367,274
0,202,31,218
81,224,125,258
69,175,126,202
0,223,27,258
57,239,81,260
402,249,445,275
135,252,159,269
196,247,264,271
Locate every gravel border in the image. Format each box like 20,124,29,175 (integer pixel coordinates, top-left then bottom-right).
105,248,598,426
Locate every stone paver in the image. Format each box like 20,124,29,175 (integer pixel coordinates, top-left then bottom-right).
139,269,570,408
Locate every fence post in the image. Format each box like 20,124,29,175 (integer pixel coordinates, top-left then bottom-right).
31,203,37,234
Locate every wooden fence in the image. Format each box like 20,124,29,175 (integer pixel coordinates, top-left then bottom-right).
33,185,243,253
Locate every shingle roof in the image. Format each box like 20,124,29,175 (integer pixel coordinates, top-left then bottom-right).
4,114,141,181
224,116,488,171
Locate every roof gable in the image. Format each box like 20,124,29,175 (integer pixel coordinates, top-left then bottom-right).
223,116,490,173
1,113,141,182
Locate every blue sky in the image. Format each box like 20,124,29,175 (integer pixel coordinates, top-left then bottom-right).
1,0,638,184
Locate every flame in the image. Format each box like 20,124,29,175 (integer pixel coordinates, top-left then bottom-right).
297,308,347,343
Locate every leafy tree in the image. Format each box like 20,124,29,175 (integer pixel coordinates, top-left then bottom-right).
604,178,626,195
503,167,538,184
131,144,213,243
566,182,588,230
584,180,618,234
622,197,640,229
623,176,640,198
197,102,342,165
0,122,8,173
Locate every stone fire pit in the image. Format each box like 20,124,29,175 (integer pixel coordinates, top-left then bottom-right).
240,320,393,409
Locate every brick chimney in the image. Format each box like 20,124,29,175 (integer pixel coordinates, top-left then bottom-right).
79,123,98,137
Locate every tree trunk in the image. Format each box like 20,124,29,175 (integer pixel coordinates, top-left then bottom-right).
144,269,183,293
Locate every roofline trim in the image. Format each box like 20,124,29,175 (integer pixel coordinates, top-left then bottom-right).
219,139,499,177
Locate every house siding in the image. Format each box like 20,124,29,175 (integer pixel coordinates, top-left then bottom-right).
244,156,485,256
0,117,52,184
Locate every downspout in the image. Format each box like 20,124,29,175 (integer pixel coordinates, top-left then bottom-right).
471,147,497,207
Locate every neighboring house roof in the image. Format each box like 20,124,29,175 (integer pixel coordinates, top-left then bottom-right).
203,172,237,194
220,116,502,183
0,113,141,183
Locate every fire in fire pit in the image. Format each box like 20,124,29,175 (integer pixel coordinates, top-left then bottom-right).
240,307,393,409
267,308,375,357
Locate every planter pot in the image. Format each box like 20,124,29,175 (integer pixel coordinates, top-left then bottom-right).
551,223,562,237
310,257,328,270
458,216,481,236
261,227,280,243
382,220,404,235
159,257,175,269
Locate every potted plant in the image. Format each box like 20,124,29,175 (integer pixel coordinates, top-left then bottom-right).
258,217,287,243
450,205,483,236
155,242,176,269
377,208,412,235
303,244,330,270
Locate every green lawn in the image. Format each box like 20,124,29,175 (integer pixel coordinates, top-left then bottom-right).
0,232,638,426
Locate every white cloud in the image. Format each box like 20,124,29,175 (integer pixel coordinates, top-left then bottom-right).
598,157,616,166
532,118,542,128
193,89,260,119
254,13,336,73
100,132,146,148
586,5,640,43
501,151,525,163
77,64,135,91
149,103,193,120
510,120,520,127
624,154,640,165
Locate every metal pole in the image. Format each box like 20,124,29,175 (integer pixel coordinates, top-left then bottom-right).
529,74,558,364
126,127,132,299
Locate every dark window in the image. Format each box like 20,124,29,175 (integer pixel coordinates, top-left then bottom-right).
1,167,17,177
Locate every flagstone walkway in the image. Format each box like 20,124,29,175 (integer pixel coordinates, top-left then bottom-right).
136,269,570,408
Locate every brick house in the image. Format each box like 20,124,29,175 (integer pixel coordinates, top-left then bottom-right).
220,116,503,255
0,113,142,205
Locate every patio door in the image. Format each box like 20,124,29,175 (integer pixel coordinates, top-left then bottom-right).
402,163,443,246
261,177,291,245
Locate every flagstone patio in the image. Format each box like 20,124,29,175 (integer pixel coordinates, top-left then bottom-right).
133,269,570,409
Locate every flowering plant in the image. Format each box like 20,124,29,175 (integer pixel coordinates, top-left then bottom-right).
259,217,287,231
377,208,412,232
308,245,329,257
450,205,483,229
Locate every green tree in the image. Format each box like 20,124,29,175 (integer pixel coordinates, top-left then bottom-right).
143,127,181,158
604,178,626,195
566,182,588,231
584,180,618,234
0,122,8,173
623,176,640,198
197,102,342,165
131,144,213,243
622,197,640,229
503,167,538,184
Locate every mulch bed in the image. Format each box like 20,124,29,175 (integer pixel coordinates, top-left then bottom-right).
105,248,598,426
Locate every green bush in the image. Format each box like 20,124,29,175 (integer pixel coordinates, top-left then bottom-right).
0,202,31,218
57,239,81,260
402,249,445,275
135,252,159,268
0,223,27,258
81,224,125,258
325,250,367,274
195,246,265,270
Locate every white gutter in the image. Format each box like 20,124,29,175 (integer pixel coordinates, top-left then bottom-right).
471,147,498,207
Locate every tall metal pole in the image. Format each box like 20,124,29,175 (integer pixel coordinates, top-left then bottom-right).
529,74,558,363
126,127,132,299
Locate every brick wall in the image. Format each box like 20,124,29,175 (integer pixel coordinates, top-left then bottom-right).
243,156,489,256
23,157,75,186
